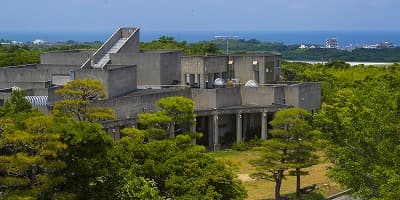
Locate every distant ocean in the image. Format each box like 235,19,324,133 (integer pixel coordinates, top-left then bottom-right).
1,31,399,46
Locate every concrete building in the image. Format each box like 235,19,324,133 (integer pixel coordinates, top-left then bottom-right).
326,38,338,49
0,27,321,150
181,54,281,88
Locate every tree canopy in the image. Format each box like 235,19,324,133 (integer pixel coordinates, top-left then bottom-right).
283,61,400,199
250,108,318,200
53,78,115,122
0,90,247,199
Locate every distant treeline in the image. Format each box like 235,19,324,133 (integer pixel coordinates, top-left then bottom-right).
1,37,399,67
0,42,99,67
211,39,400,62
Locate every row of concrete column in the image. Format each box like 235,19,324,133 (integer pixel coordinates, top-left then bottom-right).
207,111,268,150
106,112,268,151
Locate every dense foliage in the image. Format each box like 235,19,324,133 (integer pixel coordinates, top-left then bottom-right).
53,79,115,122
0,44,40,67
0,86,246,199
140,36,222,56
282,61,400,199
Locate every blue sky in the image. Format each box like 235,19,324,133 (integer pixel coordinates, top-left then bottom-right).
1,0,399,32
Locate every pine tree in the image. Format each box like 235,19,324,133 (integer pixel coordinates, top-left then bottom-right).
53,78,114,122
251,108,319,199
0,115,68,199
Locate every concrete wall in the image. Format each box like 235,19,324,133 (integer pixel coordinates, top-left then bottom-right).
40,50,94,65
192,89,217,109
181,56,204,86
192,87,241,109
160,51,183,85
75,65,137,98
181,56,228,88
106,65,137,98
93,88,191,119
0,82,48,90
241,87,276,106
204,56,228,74
231,55,264,84
119,28,140,53
110,53,161,86
32,88,50,96
181,56,204,75
0,68,48,83
111,51,182,87
216,87,241,108
181,54,282,88
0,64,79,89
284,83,321,112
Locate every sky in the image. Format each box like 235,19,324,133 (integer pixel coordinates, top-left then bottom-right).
1,0,399,33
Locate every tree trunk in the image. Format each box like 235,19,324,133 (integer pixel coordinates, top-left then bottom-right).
168,122,175,138
296,167,301,199
275,170,284,200
31,164,37,186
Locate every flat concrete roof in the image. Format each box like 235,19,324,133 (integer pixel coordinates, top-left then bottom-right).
123,87,188,97
195,103,291,116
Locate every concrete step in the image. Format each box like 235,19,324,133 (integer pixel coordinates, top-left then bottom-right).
93,38,127,68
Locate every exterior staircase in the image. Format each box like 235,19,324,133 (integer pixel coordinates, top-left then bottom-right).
80,27,139,69
93,38,127,68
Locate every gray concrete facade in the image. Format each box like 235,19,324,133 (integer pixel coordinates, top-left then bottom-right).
0,27,321,150
110,50,183,88
181,54,282,88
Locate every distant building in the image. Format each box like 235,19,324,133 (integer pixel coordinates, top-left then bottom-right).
377,41,394,49
299,44,307,49
326,38,338,49
33,39,46,45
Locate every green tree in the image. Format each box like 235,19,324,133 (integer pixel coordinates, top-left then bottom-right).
53,78,115,122
0,115,68,199
54,117,113,199
284,61,400,199
0,89,32,117
251,108,318,200
140,36,222,56
314,86,400,199
105,96,246,199
138,96,196,138
106,135,247,200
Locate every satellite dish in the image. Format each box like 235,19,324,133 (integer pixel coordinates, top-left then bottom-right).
11,86,21,91
214,78,225,86
245,80,259,87
214,78,226,88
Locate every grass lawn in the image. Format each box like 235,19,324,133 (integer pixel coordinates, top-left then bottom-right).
209,150,342,200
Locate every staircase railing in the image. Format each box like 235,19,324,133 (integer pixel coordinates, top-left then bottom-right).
81,27,139,69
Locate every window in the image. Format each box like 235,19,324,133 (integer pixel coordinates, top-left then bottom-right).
252,60,259,71
275,60,281,68
185,74,190,85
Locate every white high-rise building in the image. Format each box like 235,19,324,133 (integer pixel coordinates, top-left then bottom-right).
326,38,338,49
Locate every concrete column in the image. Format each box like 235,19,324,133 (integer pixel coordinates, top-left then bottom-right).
108,127,120,140
190,118,197,144
208,116,213,147
168,123,175,138
236,112,242,142
200,74,205,89
242,113,247,141
212,114,220,151
261,112,268,140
